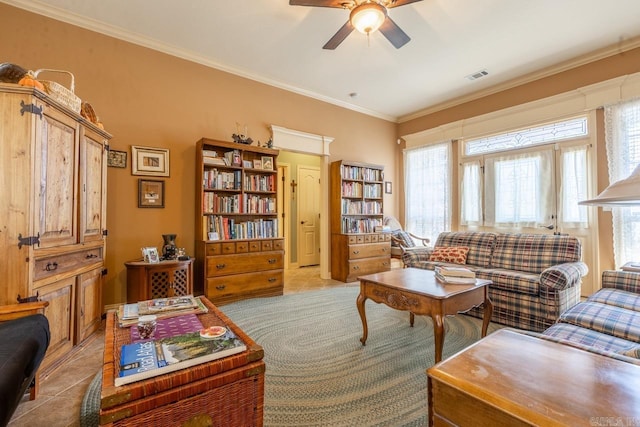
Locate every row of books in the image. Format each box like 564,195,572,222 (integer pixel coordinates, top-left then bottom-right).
207,215,279,240
340,165,383,181
434,266,477,284
203,193,276,214
341,200,383,215
341,182,383,198
203,169,241,190
243,174,275,192
341,217,383,234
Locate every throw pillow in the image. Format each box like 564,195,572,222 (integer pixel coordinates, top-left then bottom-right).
429,246,470,264
394,230,415,248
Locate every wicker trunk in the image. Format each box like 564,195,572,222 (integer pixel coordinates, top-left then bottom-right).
100,297,264,426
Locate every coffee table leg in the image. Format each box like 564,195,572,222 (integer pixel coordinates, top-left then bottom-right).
357,291,368,346
481,296,493,337
410,312,415,327
433,314,444,363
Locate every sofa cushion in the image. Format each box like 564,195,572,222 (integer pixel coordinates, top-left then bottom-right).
434,232,497,268
541,323,640,361
476,268,539,295
558,301,640,343
428,246,469,264
491,234,582,274
587,288,640,312
393,230,415,248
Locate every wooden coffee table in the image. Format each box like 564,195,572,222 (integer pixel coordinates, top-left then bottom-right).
357,268,492,363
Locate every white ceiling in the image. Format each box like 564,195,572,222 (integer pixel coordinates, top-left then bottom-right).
6,0,640,122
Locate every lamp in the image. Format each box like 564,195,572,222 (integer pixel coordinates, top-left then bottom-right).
579,164,640,206
350,2,387,35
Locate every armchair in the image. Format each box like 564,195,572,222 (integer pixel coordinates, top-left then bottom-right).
0,301,50,426
383,216,431,259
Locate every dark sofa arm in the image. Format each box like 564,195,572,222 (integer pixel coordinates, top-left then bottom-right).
540,262,589,291
602,270,640,293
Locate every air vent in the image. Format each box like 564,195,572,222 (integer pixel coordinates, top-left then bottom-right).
466,69,489,81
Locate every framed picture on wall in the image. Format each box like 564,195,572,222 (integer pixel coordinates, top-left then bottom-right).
131,145,170,176
138,179,165,208
385,181,392,194
107,149,127,168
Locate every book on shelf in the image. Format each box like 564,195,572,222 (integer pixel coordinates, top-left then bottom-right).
116,329,246,386
435,266,475,278
117,296,208,327
203,156,227,166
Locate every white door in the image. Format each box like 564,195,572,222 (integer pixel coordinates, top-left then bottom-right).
298,166,321,267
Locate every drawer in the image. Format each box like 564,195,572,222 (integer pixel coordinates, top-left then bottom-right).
34,247,103,281
346,256,391,282
206,241,256,255
249,241,261,252
206,270,283,298
347,242,391,260
273,239,284,250
206,252,283,277
261,240,274,251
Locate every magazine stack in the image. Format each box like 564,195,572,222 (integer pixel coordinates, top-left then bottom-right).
435,266,477,284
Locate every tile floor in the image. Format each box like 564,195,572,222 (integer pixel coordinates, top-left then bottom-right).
8,263,398,426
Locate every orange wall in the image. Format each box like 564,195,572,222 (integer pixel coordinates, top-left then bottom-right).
0,4,399,305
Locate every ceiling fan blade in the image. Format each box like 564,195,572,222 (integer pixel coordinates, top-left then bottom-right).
386,0,423,8
323,21,354,50
379,16,411,48
289,0,353,8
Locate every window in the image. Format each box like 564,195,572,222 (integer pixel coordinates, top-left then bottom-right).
403,142,451,240
605,98,640,267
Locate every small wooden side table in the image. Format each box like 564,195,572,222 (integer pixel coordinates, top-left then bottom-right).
125,258,194,303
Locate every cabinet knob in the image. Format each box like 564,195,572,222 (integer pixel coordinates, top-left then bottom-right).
267,258,276,264
216,263,226,269
352,250,360,254
216,285,226,291
353,265,360,270
45,262,58,271
86,253,98,259
268,277,276,282
382,248,387,252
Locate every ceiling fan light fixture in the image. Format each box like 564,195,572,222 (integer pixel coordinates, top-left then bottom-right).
350,3,387,34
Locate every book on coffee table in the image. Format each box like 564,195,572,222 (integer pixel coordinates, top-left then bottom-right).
116,329,246,386
435,266,475,278
117,296,208,327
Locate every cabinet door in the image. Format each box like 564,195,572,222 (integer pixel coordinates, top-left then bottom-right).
38,276,76,370
34,104,79,248
77,267,103,341
80,127,107,243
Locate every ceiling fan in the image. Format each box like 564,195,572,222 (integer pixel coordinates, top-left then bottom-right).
289,0,423,50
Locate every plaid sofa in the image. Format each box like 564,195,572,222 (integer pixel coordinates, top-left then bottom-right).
402,231,588,332
536,270,640,365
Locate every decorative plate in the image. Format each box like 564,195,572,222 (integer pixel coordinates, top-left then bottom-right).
199,326,227,339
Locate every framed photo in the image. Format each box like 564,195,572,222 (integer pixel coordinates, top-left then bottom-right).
138,179,165,208
261,156,273,170
385,181,392,194
243,160,252,168
131,145,170,176
253,159,262,169
141,247,160,263
107,149,127,168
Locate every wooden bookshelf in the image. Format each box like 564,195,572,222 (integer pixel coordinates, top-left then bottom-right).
194,138,283,304
330,160,391,282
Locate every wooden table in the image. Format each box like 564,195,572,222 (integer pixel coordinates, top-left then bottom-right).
357,268,492,363
427,329,640,426
125,258,194,303
100,296,265,426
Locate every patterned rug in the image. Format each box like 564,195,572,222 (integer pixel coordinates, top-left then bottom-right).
80,286,503,426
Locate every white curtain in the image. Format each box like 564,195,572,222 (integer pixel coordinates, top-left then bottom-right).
483,149,554,228
604,98,640,267
403,142,451,241
559,145,589,228
460,160,482,226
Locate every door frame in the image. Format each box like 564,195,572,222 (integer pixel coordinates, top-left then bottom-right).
277,163,291,270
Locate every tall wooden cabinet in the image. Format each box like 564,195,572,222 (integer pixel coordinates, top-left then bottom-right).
330,160,391,282
194,138,283,305
0,84,110,372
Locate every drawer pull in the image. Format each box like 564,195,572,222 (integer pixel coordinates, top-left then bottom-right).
382,248,388,252
353,265,360,270
86,253,98,259
45,262,58,271
352,250,360,255
216,263,226,269
268,277,276,283
267,258,277,264
216,285,226,291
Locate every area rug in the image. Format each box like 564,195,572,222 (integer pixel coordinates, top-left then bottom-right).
80,286,503,426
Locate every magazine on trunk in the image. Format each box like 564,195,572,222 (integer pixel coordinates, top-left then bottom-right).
117,296,208,327
116,329,246,386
